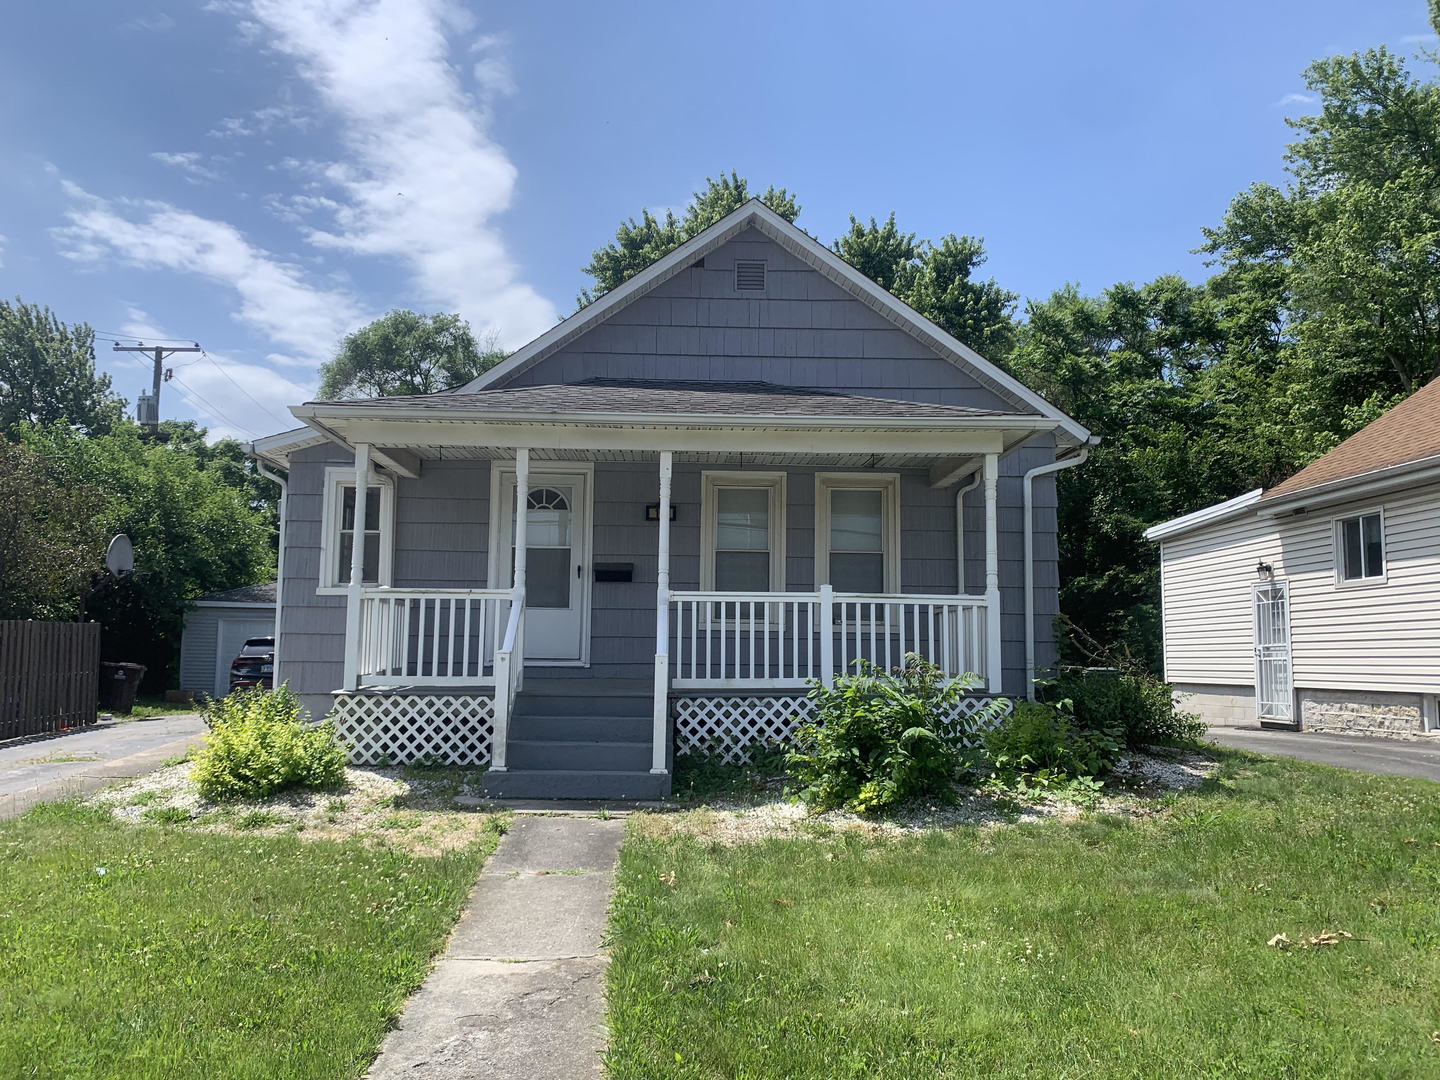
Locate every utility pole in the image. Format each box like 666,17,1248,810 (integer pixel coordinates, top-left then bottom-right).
112,342,201,430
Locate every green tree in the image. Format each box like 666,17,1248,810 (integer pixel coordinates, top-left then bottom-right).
21,423,274,689
579,171,801,303
834,215,1019,357
317,311,505,399
0,440,106,620
0,298,126,436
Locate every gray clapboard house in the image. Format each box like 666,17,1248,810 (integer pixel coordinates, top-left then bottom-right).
251,199,1094,798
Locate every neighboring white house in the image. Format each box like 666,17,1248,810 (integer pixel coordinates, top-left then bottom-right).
178,583,276,700
1145,380,1440,737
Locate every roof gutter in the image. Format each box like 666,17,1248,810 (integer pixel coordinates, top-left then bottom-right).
1256,454,1440,517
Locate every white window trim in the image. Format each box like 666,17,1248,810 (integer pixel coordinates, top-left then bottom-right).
700,471,787,595
317,466,395,595
1332,505,1387,588
815,472,901,595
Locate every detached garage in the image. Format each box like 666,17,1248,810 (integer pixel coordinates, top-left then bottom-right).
179,583,276,700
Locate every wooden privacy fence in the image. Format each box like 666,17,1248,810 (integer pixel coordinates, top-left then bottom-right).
0,620,101,741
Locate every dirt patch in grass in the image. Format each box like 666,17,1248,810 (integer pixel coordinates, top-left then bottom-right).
633,750,1219,845
86,763,502,854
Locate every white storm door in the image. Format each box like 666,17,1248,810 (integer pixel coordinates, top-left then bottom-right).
1253,580,1293,723
494,469,590,663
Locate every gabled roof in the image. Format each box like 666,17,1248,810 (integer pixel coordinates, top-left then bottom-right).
461,199,1091,447
1261,378,1440,502
306,378,1040,421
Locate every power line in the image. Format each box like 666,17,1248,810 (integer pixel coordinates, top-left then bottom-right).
168,373,262,439
113,341,201,428
199,349,293,428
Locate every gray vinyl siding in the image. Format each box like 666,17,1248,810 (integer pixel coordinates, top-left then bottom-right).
278,445,1059,702
500,228,1021,413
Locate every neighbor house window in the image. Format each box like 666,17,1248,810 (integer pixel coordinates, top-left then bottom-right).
1336,510,1384,583
816,473,900,594
319,467,394,593
700,472,785,593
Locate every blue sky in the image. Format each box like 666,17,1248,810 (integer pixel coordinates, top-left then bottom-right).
0,0,1430,440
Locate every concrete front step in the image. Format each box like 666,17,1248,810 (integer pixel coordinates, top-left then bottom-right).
505,738,651,772
482,768,669,800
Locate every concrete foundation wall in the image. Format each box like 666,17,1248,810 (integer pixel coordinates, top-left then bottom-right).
1173,684,1256,728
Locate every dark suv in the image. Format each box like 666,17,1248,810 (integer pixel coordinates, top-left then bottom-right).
229,637,275,692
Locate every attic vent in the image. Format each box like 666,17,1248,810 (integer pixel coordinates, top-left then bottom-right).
734,260,766,291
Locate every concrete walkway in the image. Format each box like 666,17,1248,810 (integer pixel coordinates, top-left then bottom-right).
0,714,208,820
1207,726,1440,783
368,814,625,1079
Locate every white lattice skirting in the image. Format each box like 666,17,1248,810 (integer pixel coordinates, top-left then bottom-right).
331,693,495,766
674,694,1008,765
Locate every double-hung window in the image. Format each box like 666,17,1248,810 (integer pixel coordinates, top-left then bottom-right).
319,467,394,593
816,473,900,595
1335,509,1385,584
701,472,785,594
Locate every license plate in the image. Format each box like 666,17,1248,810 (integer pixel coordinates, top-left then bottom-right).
260,664,273,673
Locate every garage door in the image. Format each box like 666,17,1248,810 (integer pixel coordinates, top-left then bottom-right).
214,617,275,699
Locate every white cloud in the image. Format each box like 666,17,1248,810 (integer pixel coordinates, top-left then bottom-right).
208,103,313,140
54,182,365,368
242,0,557,347
150,151,222,184
116,306,314,440
1275,92,1318,108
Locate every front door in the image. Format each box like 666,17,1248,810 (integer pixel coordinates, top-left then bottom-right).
1253,580,1293,725
494,468,590,663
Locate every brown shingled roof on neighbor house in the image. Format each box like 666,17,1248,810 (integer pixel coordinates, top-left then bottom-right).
1262,377,1440,500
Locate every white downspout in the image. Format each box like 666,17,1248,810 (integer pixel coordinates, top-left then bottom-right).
255,457,288,689
1023,445,1092,699
954,468,982,595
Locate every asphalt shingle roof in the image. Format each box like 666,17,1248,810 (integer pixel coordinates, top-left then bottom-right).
311,378,1035,421
1263,378,1440,500
197,582,276,604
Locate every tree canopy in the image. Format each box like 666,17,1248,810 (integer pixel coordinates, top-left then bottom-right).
0,298,126,437
317,310,506,400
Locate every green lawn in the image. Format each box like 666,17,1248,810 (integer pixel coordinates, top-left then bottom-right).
606,751,1440,1078
0,802,503,1079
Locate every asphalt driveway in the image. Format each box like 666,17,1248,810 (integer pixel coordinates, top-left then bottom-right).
1207,726,1440,783
0,714,208,819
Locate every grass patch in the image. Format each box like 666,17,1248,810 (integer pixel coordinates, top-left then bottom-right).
0,801,501,1079
233,809,287,830
124,697,200,719
139,806,191,825
606,751,1440,1078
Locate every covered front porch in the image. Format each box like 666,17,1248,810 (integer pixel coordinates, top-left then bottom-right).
288,381,1053,794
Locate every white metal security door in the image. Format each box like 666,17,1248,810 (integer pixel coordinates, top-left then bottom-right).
1253,580,1293,724
494,469,591,663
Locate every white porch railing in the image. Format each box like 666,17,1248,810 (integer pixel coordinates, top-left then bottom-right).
356,588,512,687
668,586,989,690
490,586,525,771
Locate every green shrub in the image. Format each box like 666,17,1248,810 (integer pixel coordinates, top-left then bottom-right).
191,685,347,802
1051,668,1204,748
787,655,1004,815
983,700,1122,783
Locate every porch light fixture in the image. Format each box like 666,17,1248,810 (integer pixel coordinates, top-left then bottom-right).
1255,560,1274,580
645,503,677,522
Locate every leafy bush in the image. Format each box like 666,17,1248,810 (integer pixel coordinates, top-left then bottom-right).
787,655,1004,815
192,685,347,801
983,700,1122,784
1052,668,1204,748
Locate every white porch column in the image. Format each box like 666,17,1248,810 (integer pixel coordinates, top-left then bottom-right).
342,442,372,690
652,450,673,774
513,448,529,593
983,451,1002,694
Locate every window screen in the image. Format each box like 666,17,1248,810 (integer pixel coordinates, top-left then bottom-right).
714,487,771,591
1338,512,1384,580
829,488,885,593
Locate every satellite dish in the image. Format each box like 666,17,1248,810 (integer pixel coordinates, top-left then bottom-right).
106,535,134,579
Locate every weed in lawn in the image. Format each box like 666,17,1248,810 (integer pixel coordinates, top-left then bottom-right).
158,751,192,767
126,790,162,807
234,810,287,831
139,806,190,825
